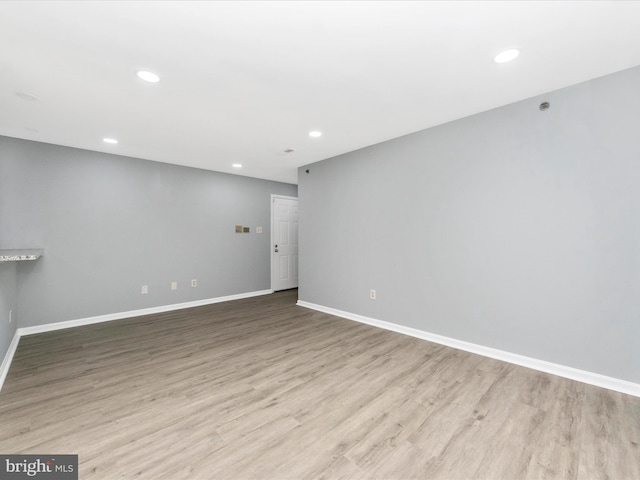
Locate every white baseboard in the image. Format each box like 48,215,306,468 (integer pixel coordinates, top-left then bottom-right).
296,300,640,398
0,290,272,393
0,330,21,394
4,292,637,398
19,289,273,336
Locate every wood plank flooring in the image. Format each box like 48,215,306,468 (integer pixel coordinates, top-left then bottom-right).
1,290,639,479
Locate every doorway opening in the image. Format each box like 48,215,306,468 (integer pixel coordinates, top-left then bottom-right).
270,195,299,292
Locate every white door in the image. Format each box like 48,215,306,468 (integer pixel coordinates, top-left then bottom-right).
271,195,299,291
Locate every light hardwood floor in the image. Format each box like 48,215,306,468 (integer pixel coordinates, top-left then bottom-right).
1,290,638,479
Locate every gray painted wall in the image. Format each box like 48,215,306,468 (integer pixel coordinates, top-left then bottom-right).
0,136,296,333
1,152,19,359
0,263,18,362
299,65,640,383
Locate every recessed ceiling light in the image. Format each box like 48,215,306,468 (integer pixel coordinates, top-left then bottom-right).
309,130,322,138
137,70,160,83
103,138,118,144
494,48,520,64
232,163,242,168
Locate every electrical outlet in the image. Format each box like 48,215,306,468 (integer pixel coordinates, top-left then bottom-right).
141,285,149,295
256,226,263,234
370,289,376,300
191,279,197,287
171,281,177,291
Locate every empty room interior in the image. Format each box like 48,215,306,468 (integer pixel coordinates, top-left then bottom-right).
1,1,639,479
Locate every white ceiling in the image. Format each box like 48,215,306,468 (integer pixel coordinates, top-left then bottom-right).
2,1,640,184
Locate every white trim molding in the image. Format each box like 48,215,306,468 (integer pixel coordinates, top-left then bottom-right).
19,290,272,336
0,330,21,393
0,290,272,393
296,300,640,398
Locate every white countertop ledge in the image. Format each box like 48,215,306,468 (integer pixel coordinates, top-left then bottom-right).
0,249,44,262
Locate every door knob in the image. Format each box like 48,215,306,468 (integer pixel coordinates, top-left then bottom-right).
274,244,279,253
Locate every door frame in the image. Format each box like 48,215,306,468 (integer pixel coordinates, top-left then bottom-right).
270,194,299,292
